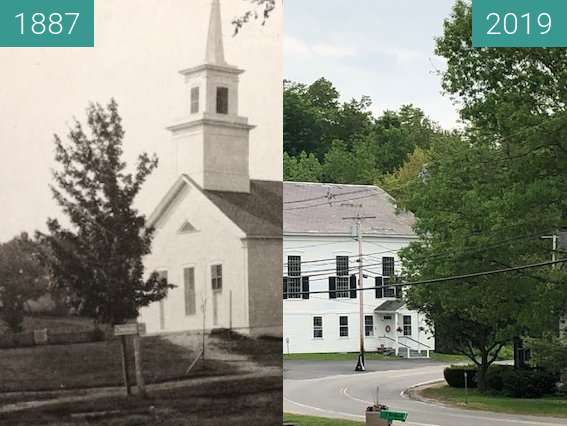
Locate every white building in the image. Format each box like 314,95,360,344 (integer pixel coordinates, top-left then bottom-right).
283,182,434,357
138,0,282,337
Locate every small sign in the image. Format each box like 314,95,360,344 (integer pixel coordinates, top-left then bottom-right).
114,323,139,336
379,410,408,422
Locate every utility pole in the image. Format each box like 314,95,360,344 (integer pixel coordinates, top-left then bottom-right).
542,233,564,342
343,208,376,372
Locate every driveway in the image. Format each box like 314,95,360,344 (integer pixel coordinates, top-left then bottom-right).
284,359,567,426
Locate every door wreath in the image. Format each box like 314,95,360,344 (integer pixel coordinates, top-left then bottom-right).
385,325,391,333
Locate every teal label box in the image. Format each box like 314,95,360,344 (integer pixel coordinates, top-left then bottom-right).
473,0,567,47
0,0,94,47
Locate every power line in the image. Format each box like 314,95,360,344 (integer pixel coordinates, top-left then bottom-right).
284,192,381,211
284,189,371,205
284,258,567,297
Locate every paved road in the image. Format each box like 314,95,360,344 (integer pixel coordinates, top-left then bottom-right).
284,360,567,426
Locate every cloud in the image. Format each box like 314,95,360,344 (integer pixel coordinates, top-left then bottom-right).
284,35,357,59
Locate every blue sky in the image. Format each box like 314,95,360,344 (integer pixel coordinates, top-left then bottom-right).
284,0,460,129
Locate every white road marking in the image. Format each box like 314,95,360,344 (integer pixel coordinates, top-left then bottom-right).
284,396,364,420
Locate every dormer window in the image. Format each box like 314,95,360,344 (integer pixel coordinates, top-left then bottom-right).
190,87,200,114
216,87,229,114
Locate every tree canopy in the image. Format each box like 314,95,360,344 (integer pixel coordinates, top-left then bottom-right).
283,78,449,184
40,100,174,326
0,233,48,333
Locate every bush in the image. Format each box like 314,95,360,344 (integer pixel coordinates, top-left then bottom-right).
486,364,513,392
444,366,478,388
501,368,558,398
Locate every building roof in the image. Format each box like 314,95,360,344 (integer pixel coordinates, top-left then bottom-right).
147,175,282,239
283,182,415,237
374,299,406,312
202,180,282,238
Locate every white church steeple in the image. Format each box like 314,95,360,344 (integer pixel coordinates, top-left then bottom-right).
205,0,226,66
167,0,255,193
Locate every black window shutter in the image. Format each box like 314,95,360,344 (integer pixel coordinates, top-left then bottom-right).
283,277,288,300
329,277,337,299
350,274,357,299
302,276,310,300
375,277,383,299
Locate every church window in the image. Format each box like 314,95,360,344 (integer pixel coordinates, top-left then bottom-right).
184,267,196,316
216,87,229,114
190,87,200,114
211,264,222,291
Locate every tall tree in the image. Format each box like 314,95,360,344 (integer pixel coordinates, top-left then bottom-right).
40,100,173,326
0,233,48,333
401,139,564,392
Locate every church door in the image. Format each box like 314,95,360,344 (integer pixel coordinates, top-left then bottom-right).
211,264,223,327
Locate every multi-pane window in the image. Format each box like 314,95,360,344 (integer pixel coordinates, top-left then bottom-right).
339,316,349,337
216,87,229,114
403,315,412,336
287,277,301,299
382,257,395,276
184,267,196,316
288,256,301,277
336,277,350,298
286,256,302,299
211,264,222,291
313,316,323,339
382,257,396,297
190,87,200,114
365,315,374,337
336,256,349,276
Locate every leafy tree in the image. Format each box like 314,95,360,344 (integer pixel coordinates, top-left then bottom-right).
0,233,48,333
233,0,276,35
401,140,564,392
40,100,174,327
380,146,430,205
284,151,323,182
322,139,380,184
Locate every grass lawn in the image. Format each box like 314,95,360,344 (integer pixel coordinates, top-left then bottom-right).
429,353,470,363
1,376,282,425
421,385,567,417
0,336,231,393
284,413,363,425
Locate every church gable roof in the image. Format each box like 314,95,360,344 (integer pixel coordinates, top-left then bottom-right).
202,180,282,238
147,176,282,239
283,182,415,237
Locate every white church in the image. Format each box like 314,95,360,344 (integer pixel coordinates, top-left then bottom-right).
283,182,435,357
139,0,282,337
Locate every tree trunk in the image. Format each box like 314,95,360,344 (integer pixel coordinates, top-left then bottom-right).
477,351,489,393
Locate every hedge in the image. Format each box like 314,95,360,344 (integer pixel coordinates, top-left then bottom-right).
444,366,478,388
0,329,104,349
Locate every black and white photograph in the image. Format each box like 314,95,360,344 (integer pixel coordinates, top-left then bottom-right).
0,0,282,424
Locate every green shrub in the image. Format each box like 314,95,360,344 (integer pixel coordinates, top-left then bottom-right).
486,364,513,392
501,368,558,398
444,366,478,388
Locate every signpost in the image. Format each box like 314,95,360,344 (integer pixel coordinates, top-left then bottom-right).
114,321,146,397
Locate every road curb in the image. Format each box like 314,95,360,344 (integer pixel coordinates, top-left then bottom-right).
401,379,445,402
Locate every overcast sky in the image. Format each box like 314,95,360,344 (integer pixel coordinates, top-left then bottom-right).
0,0,282,242
284,0,460,130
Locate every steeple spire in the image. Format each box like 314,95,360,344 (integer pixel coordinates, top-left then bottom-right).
205,0,226,65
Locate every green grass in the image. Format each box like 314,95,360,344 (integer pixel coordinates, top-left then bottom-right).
0,376,282,425
284,352,399,361
0,336,231,393
421,385,567,417
429,353,470,363
284,413,363,425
